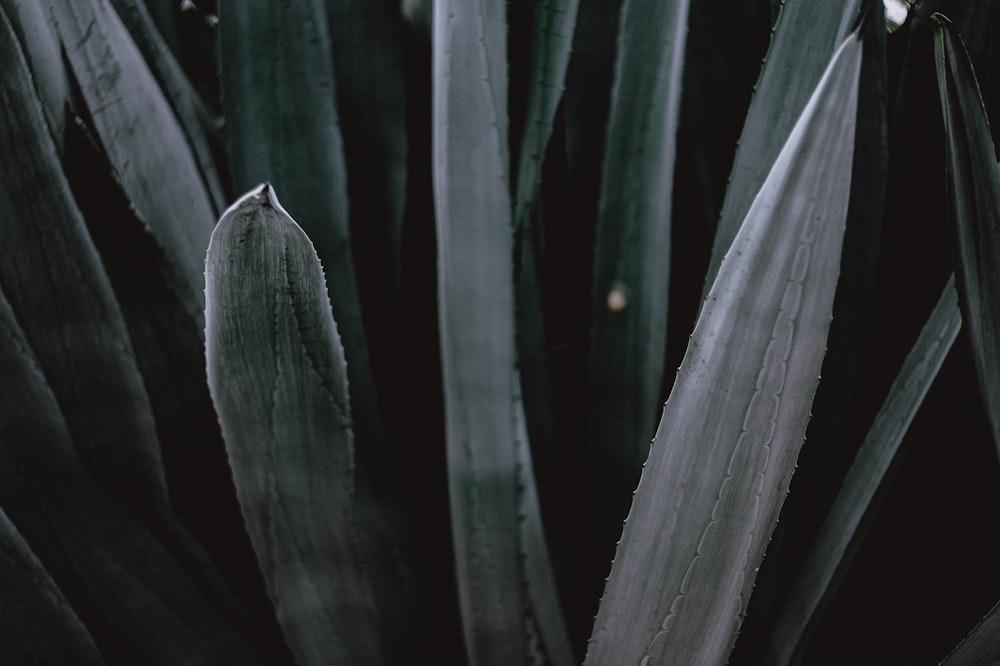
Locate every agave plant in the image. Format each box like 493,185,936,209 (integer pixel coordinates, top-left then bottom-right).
0,0,998,664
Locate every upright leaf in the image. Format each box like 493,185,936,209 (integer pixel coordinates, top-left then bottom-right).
586,0,690,595
587,34,862,665
762,277,962,665
206,185,385,666
705,0,863,293
432,0,522,662
220,6,422,654
934,13,1000,457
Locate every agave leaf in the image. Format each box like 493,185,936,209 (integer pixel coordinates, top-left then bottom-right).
0,505,105,665
432,0,523,661
934,13,1000,457
220,6,422,655
762,277,962,665
45,0,217,305
0,4,169,520
586,33,862,665
704,0,863,294
734,8,890,660
0,280,264,664
586,0,690,602
941,599,1000,664
105,0,228,212
205,185,385,666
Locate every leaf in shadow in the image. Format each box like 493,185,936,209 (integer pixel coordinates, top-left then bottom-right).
933,13,1000,457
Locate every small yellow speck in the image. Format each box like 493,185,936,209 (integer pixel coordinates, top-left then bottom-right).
607,285,628,312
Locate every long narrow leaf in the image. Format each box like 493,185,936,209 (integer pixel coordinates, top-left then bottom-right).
206,184,385,666
220,6,422,654
934,13,1000,457
704,0,863,294
587,33,862,665
432,0,523,662
586,0,690,591
763,276,962,665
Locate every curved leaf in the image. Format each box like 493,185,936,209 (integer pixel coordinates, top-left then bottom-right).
934,13,1000,457
587,33,862,665
206,184,384,666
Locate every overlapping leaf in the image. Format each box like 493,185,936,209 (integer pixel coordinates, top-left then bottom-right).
587,33,862,665
934,13,1000,457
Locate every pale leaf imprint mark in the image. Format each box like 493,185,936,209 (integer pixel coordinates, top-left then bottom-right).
642,212,822,663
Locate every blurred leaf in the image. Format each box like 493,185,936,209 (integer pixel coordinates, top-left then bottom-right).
942,599,1000,664
431,0,523,661
205,185,385,666
0,504,106,665
0,4,169,521
586,0,690,596
0,268,264,665
705,0,863,294
0,0,70,143
762,276,961,665
934,13,1000,457
587,33,862,665
46,0,217,305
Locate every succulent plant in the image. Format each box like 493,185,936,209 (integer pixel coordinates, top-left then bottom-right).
0,0,998,664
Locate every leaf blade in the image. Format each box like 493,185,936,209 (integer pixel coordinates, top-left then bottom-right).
586,33,863,665
933,13,1000,457
206,185,385,666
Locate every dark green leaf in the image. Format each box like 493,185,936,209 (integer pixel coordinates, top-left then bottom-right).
206,184,385,666
587,33,862,665
432,0,523,660
934,13,1000,456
